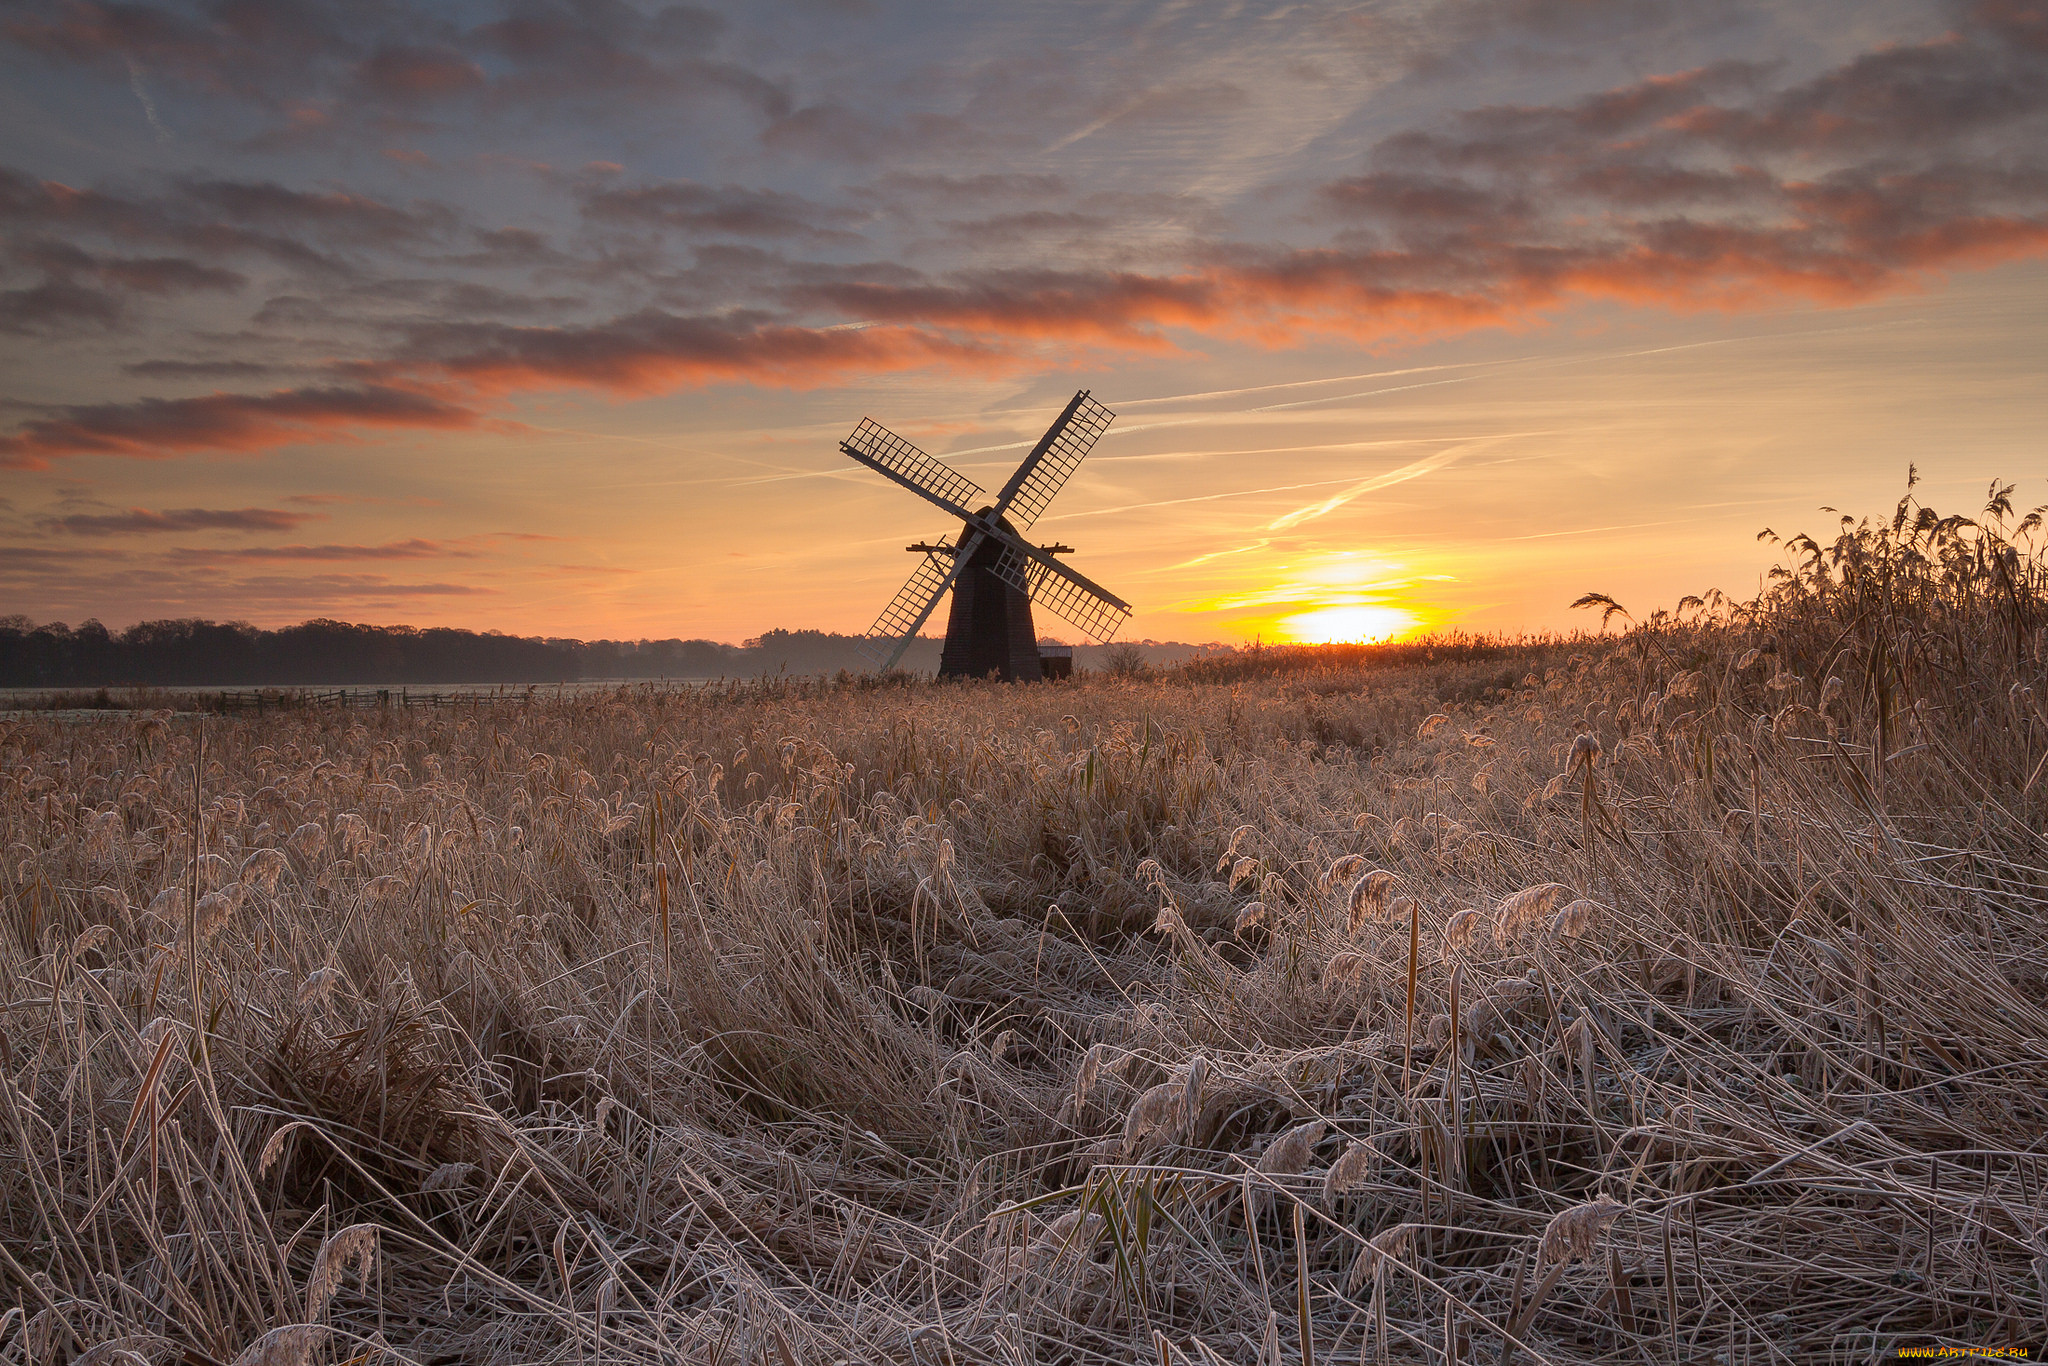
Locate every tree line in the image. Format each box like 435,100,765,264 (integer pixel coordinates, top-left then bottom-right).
0,618,952,687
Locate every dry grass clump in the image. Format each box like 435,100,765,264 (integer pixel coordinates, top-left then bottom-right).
5,479,2048,1362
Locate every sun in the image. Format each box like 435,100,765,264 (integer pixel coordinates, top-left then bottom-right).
1275,603,1420,644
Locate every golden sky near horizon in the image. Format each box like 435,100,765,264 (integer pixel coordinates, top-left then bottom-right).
3,0,2045,646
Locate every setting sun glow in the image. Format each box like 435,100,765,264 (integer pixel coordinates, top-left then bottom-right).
1276,604,1421,644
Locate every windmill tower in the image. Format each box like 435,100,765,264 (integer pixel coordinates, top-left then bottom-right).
839,390,1129,679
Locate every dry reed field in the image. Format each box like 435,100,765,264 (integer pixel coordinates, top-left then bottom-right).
5,480,2047,1365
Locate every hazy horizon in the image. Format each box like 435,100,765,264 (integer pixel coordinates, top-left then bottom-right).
4,0,2044,646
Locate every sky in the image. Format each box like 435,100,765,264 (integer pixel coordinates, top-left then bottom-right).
1,0,2044,647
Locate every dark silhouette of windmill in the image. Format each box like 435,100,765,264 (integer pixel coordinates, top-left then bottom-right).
838,390,1129,679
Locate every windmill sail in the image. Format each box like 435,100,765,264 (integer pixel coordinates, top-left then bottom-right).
857,532,983,670
993,390,1114,529
989,538,1130,643
841,419,985,523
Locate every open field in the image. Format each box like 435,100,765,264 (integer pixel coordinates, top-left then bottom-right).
4,487,2047,1364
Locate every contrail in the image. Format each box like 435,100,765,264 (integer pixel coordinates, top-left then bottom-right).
126,59,173,142
1037,473,1380,523
1265,444,1474,531
1109,358,1517,408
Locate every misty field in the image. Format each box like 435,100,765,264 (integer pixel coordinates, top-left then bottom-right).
5,485,2048,1365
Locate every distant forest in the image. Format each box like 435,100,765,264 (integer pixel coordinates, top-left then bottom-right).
0,616,1227,687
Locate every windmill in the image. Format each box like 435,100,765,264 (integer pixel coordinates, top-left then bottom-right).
839,389,1130,680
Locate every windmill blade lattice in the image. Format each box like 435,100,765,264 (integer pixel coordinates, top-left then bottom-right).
988,540,1129,644
993,391,1114,529
840,419,985,522
856,533,980,670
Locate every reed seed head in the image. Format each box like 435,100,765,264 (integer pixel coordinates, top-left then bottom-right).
1499,882,1569,934
297,966,341,1007
1321,1140,1376,1202
1538,1193,1624,1266
240,847,289,894
1258,1119,1326,1176
306,1223,377,1320
1550,899,1601,939
1322,951,1368,988
1182,1053,1209,1122
1323,852,1367,890
1233,902,1270,937
1346,1222,1417,1292
1122,1081,1184,1155
227,1326,327,1366
1347,869,1398,933
182,891,233,946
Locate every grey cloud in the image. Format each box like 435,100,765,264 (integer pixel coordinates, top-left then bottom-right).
180,178,455,246
1,0,351,104
1374,60,1773,171
1969,0,2048,53
49,506,321,534
351,43,486,101
925,211,1117,253
761,103,891,161
123,358,281,378
0,544,109,571
12,237,246,293
431,281,583,317
0,280,124,334
1404,0,1751,79
167,538,462,561
251,295,346,327
869,173,1070,206
0,238,243,341
3,0,789,150
1680,29,2048,152
450,227,566,270
1319,173,1530,234
583,181,864,244
95,255,245,293
1318,10,2048,263
0,166,353,277
219,573,495,597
